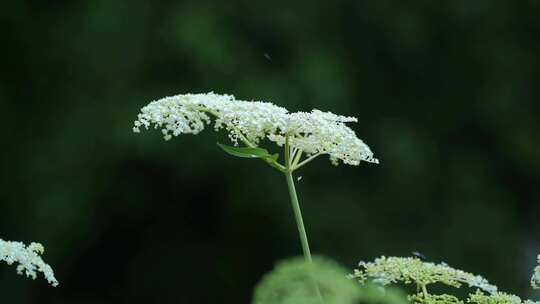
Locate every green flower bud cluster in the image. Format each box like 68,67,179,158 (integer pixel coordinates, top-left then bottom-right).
468,290,539,304
351,256,539,304
350,256,496,293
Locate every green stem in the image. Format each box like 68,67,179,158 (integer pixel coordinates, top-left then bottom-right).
284,136,324,303
285,171,324,303
292,148,303,168
421,284,429,299
285,171,313,262
293,152,322,171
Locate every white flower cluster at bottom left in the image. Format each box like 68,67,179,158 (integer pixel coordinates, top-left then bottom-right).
0,238,58,286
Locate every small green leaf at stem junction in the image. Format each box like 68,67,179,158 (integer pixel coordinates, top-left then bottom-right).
269,153,279,162
217,142,273,159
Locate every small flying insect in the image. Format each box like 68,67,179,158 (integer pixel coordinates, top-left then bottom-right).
412,251,428,260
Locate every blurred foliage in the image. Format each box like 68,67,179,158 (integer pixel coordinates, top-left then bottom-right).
253,255,360,304
253,255,408,304
1,0,539,303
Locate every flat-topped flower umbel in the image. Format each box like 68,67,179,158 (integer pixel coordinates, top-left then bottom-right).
133,92,379,303
133,92,378,167
0,238,58,286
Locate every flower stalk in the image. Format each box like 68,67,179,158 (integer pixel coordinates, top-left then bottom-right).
284,135,324,303
284,171,311,261
284,136,313,263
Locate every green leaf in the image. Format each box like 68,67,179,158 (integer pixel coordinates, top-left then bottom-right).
217,142,272,159
269,153,279,162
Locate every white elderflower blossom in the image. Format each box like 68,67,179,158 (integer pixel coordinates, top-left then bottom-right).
133,92,288,144
0,238,58,286
268,110,378,165
350,256,497,294
532,255,540,289
133,92,378,166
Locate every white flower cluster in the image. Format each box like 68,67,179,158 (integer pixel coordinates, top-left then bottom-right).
351,256,497,294
133,92,378,166
532,255,540,290
0,239,58,286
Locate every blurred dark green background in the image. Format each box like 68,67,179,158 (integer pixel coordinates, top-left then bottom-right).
1,1,539,303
